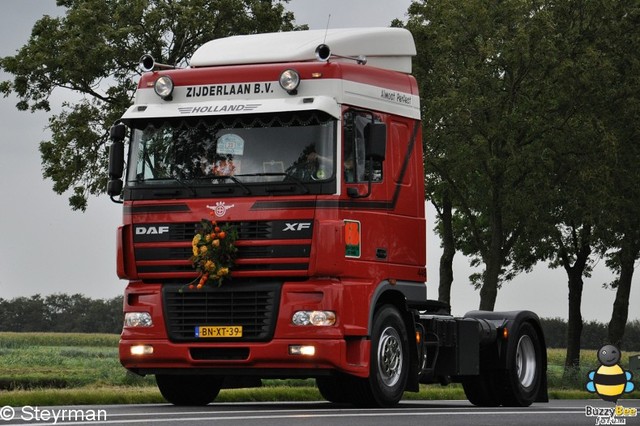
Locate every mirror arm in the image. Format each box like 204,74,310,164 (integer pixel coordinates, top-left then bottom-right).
347,158,374,198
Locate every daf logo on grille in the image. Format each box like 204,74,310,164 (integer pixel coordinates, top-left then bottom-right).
206,201,235,218
283,222,312,232
135,225,169,235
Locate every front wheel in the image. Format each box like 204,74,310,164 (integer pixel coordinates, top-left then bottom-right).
316,375,351,403
156,374,222,406
350,305,409,407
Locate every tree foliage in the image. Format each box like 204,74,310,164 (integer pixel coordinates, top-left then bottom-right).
405,0,640,376
0,294,123,333
0,0,303,210
406,0,570,310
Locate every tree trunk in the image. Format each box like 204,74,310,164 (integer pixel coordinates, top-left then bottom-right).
564,268,583,381
561,226,592,383
437,193,455,306
607,237,639,348
479,193,503,311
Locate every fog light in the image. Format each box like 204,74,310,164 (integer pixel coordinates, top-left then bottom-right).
154,75,174,99
289,345,315,356
292,311,336,326
279,69,300,94
124,312,153,327
130,345,154,356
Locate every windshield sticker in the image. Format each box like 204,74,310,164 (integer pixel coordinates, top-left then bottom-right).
217,134,245,156
344,220,361,258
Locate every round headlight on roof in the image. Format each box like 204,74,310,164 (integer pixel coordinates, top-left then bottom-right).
279,69,300,95
154,75,174,100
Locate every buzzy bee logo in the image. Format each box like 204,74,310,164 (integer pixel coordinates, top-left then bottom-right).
584,345,637,425
586,345,635,402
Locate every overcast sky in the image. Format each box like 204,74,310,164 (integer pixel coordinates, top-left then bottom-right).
0,0,637,323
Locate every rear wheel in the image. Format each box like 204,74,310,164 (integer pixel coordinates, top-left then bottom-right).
499,322,543,407
156,374,222,406
462,321,543,407
350,305,409,407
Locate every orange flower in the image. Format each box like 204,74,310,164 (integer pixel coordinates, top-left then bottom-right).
187,218,237,289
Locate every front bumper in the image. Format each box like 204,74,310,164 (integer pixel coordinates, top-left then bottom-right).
120,337,368,377
119,280,371,378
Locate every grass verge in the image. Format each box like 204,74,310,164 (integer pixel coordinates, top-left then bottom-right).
1,333,638,406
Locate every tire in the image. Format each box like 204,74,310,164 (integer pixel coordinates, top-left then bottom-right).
462,322,543,407
316,376,351,403
461,372,501,407
156,374,222,406
499,322,543,407
350,305,409,407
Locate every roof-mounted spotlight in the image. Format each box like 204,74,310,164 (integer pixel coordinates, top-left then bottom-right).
279,69,300,95
154,75,174,100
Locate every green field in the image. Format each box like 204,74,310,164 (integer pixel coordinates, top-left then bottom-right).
0,332,638,406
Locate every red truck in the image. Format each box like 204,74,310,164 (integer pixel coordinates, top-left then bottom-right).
108,27,548,407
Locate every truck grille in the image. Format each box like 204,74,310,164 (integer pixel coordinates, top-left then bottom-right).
162,281,281,342
133,220,312,278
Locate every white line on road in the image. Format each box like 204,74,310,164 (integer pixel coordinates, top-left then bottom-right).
14,409,586,426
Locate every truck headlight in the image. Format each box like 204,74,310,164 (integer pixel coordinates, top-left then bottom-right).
292,311,336,326
124,312,153,327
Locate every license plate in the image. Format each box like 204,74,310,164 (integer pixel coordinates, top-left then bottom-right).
195,326,243,338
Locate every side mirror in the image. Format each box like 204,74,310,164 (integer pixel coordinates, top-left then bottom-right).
107,179,123,196
365,122,386,161
110,123,126,141
108,141,125,180
348,122,386,199
107,123,127,198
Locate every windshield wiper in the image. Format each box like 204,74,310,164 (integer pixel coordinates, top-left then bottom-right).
167,177,197,197
192,175,251,195
235,173,309,195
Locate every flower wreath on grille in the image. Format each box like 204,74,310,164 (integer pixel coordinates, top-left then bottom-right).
188,218,238,288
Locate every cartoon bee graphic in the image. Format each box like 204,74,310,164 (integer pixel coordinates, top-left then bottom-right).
586,344,635,402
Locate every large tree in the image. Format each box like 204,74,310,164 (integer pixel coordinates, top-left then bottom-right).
406,0,637,380
405,0,565,311
597,0,640,349
0,0,302,210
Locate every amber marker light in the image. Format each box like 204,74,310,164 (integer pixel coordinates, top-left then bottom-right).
501,327,509,340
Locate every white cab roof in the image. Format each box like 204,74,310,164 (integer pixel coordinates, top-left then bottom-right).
190,27,416,74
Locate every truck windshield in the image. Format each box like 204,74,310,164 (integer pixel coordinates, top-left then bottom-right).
127,111,336,190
